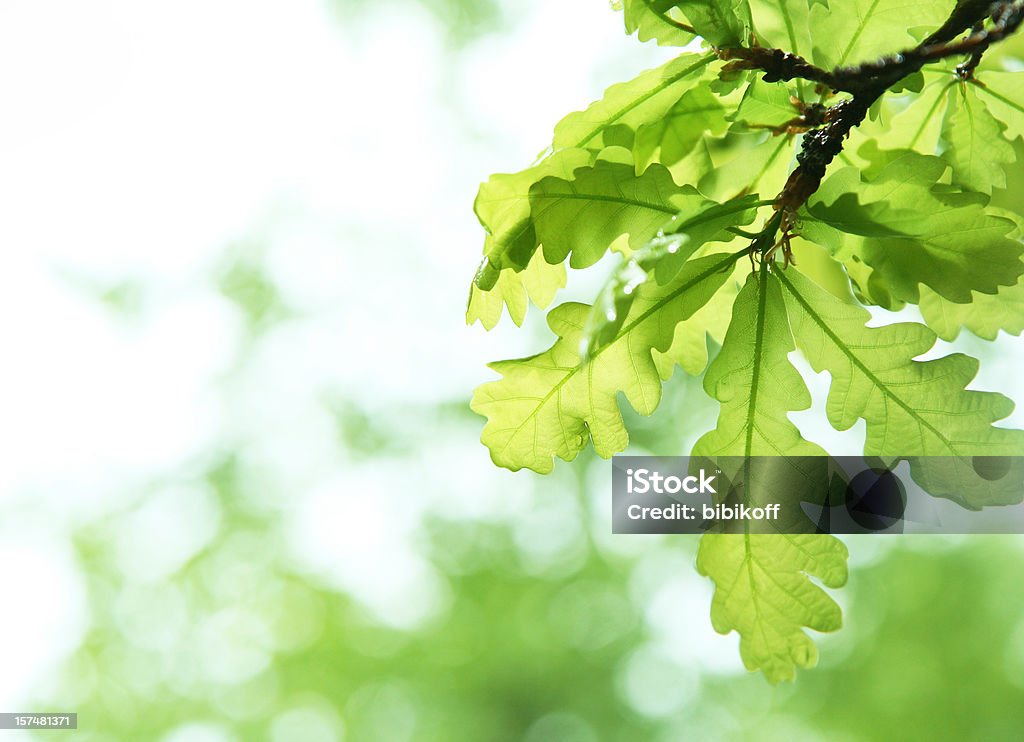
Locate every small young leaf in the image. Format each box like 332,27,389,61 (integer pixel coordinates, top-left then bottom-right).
733,78,800,129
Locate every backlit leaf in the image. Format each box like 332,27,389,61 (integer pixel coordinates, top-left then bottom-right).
804,149,1024,304
809,0,953,69
635,87,729,166
677,0,753,47
941,83,1015,194
581,194,763,355
697,532,848,683
530,159,711,270
472,253,738,472
552,53,716,150
620,0,696,46
692,268,846,683
779,268,1024,507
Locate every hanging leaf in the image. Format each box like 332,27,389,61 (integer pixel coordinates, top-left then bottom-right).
779,268,1024,507
472,253,738,472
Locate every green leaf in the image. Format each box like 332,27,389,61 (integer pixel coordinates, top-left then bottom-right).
472,253,738,473
864,77,953,155
620,0,696,46
635,87,728,167
653,271,741,376
466,250,566,330
472,148,593,290
581,194,763,355
552,53,715,151
918,280,1024,341
748,1,814,89
778,268,1024,507
698,131,796,201
692,269,846,683
652,195,766,281
972,72,1024,143
677,0,753,47
809,0,953,69
697,532,848,683
733,78,799,129
805,149,1024,304
941,83,1015,194
531,160,711,270
916,208,1024,340
694,268,827,459
468,52,716,325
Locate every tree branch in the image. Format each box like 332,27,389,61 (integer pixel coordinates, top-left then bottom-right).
774,0,1024,217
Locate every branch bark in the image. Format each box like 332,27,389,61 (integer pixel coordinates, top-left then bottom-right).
778,0,1024,215
718,1,1024,221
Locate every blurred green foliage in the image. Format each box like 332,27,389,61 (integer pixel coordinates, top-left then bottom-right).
30,243,1024,740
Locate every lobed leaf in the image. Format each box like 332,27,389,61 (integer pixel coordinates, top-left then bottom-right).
697,532,848,683
471,148,593,292
552,53,716,151
918,281,1024,341
581,194,763,356
804,149,1024,305
779,268,1024,507
619,0,696,46
472,253,738,473
531,159,710,270
693,268,846,683
468,53,717,328
972,71,1024,143
466,250,566,330
809,0,954,69
635,87,729,167
694,268,826,459
914,208,1024,340
941,83,1015,194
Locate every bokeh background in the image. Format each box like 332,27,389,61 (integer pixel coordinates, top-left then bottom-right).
3,0,1024,740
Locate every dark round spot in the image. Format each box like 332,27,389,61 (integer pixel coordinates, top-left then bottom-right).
845,468,906,531
972,456,1012,482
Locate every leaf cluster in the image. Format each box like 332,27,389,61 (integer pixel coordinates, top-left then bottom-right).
467,0,1024,682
